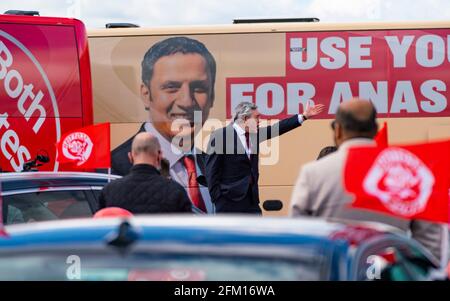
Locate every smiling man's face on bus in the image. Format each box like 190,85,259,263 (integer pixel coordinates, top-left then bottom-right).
140,52,214,142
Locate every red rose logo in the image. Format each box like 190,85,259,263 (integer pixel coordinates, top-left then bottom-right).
363,148,435,217
62,132,93,166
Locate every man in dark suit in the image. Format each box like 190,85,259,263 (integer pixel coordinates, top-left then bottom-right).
205,101,324,214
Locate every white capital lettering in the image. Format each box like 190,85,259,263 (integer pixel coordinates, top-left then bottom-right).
231,84,254,113
385,35,414,68
287,83,315,115
416,35,445,68
320,37,346,69
349,36,372,69
0,40,13,79
391,81,419,113
359,81,388,114
290,38,318,70
256,83,284,116
329,82,353,114
420,79,447,113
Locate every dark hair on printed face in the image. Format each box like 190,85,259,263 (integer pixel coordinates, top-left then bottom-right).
141,36,216,103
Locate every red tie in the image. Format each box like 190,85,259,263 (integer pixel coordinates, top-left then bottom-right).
245,132,251,153
183,155,206,212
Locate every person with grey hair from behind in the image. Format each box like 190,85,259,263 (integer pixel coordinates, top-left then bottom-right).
290,98,443,260
205,100,324,214
98,132,192,214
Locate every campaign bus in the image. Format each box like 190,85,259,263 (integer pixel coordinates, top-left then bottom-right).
0,13,93,172
1,14,449,215
88,20,450,215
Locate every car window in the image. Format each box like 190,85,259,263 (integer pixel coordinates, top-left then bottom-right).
92,189,101,201
2,190,93,225
0,250,326,281
92,189,102,211
354,240,436,281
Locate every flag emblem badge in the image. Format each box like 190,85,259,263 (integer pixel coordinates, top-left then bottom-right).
62,132,94,166
362,147,435,217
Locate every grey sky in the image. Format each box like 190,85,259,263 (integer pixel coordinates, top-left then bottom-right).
0,0,449,29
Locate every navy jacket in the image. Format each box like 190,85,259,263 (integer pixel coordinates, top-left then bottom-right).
98,164,192,214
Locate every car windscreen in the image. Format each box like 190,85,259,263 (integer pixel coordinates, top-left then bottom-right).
0,246,328,281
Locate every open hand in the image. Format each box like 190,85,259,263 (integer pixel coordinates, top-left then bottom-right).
303,101,325,119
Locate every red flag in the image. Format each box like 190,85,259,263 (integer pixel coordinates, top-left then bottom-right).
375,122,388,147
0,227,7,237
56,123,111,170
344,139,450,223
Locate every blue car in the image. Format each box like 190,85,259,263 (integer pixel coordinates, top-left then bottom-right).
0,216,440,281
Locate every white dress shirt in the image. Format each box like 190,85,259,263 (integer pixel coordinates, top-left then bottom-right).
144,122,214,214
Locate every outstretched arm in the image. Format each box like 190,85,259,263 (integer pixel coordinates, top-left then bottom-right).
260,101,325,142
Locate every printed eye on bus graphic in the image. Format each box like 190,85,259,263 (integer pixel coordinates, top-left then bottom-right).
0,19,88,172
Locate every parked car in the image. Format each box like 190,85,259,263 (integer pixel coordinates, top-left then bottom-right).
0,172,120,225
0,216,440,280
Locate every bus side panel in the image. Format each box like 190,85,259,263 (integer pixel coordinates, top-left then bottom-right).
89,27,450,215
0,17,88,172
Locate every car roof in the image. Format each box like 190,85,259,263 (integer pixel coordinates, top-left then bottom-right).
0,215,405,249
0,172,121,192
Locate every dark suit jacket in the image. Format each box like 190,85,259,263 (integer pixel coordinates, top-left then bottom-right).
205,115,301,213
98,164,192,214
111,123,207,185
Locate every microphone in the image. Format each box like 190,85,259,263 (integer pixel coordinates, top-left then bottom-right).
36,150,50,163
36,154,49,163
262,200,283,211
22,149,50,172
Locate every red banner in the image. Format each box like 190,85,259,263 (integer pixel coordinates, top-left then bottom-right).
56,123,110,170
227,30,450,119
344,140,450,223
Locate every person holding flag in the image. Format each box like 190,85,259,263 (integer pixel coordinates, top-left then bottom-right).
290,98,443,260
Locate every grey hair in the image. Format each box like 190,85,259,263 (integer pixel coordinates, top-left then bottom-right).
233,102,258,122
